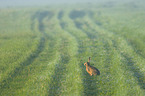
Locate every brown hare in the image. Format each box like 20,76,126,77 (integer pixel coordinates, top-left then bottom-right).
84,57,100,76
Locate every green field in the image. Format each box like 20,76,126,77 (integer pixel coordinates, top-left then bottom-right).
0,1,145,96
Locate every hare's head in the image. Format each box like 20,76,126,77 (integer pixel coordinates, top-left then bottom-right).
84,62,90,66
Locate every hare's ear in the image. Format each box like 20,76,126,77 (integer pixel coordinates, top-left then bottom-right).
88,57,91,62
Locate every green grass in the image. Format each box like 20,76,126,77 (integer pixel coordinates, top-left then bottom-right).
0,1,145,96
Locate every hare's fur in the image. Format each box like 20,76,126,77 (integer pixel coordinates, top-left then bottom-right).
84,57,100,76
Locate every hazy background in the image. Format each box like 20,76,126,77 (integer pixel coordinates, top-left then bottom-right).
0,0,138,8
0,0,96,7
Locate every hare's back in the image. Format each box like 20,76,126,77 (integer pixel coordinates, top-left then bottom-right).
92,67,100,75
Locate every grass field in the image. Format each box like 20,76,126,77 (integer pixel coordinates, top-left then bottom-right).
0,1,145,96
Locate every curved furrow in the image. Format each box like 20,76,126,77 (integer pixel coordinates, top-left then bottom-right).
0,11,58,95
69,13,118,96
14,12,63,95
47,10,84,96
0,11,46,91
111,37,145,90
61,9,102,96
62,9,97,95
87,12,145,94
47,38,71,96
